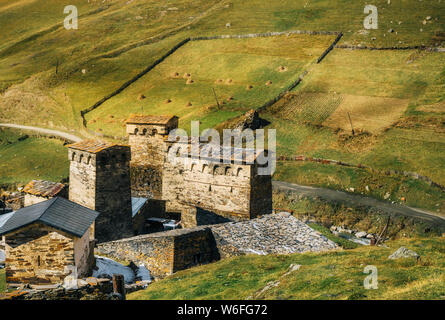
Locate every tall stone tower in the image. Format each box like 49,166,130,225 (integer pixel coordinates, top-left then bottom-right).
67,140,133,243
125,114,178,199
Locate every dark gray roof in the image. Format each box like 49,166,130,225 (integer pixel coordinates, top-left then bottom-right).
131,197,148,217
0,197,99,238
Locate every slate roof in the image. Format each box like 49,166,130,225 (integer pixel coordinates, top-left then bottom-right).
0,211,14,229
131,197,148,218
125,114,178,125
0,197,99,238
23,180,65,198
67,140,129,154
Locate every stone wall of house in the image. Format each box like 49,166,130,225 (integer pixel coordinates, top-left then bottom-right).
162,158,272,225
97,213,338,279
68,146,133,243
127,123,175,199
5,224,75,284
24,194,50,207
24,190,68,207
96,226,218,278
73,231,95,278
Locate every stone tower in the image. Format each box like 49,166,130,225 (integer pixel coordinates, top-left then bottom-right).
125,114,178,198
67,140,133,243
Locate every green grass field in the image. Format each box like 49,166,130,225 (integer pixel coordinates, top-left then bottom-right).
0,128,69,186
85,34,336,136
128,236,445,300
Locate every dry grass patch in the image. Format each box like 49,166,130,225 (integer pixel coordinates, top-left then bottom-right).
417,101,445,113
323,95,409,134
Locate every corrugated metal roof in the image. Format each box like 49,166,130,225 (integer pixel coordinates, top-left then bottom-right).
0,197,99,238
67,140,128,154
23,180,65,197
125,114,177,125
131,197,148,217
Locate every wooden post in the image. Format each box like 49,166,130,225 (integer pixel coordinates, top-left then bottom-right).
375,216,391,246
212,88,221,109
347,112,355,135
112,274,126,300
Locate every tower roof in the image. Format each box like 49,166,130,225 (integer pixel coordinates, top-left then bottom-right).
125,114,178,125
67,139,129,154
0,197,99,238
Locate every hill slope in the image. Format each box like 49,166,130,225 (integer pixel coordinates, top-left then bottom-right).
128,236,445,300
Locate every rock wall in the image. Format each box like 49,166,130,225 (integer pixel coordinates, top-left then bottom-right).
162,158,272,223
5,224,75,284
97,226,219,278
97,213,338,279
209,212,338,258
68,146,133,243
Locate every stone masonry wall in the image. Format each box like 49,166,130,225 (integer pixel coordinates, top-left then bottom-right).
162,157,271,223
68,146,133,243
127,123,173,199
97,226,218,278
96,213,338,279
5,224,75,284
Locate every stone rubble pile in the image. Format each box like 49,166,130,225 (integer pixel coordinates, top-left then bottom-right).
210,212,338,257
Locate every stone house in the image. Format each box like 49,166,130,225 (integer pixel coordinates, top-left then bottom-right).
23,180,67,207
0,197,99,285
125,114,272,228
162,142,273,227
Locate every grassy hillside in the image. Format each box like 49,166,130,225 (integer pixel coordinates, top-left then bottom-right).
85,33,335,135
0,128,69,185
260,48,445,213
0,0,442,130
128,236,445,300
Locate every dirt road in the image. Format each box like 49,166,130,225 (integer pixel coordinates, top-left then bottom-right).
0,123,82,143
273,180,445,231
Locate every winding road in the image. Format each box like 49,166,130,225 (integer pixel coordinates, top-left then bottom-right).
0,123,82,143
273,181,445,231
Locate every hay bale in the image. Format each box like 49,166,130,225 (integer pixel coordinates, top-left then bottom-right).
278,66,288,72
226,78,233,84
265,80,272,86
186,78,194,84
215,79,224,84
246,84,253,90
164,99,172,104
183,73,191,79
172,72,180,77
137,94,146,100
227,96,234,101
186,102,192,107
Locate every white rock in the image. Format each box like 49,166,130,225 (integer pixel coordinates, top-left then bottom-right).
355,231,368,238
